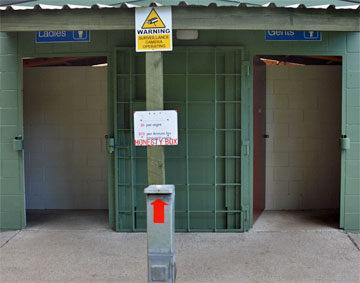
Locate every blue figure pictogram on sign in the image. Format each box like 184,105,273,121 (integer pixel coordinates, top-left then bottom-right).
72,31,89,40
303,31,321,40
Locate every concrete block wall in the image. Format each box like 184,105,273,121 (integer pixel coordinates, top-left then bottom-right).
23,66,108,209
265,65,342,210
344,32,360,231
1,30,358,231
0,33,25,229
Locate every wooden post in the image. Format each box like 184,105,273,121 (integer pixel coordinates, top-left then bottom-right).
146,52,165,185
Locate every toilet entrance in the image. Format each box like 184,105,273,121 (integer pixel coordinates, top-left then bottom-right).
253,55,342,230
23,56,109,229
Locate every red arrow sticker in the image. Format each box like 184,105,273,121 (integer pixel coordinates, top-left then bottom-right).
151,199,168,223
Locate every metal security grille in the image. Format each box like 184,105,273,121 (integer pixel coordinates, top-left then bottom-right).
115,47,244,232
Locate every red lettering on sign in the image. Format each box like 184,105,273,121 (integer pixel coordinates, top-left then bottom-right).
165,138,178,145
135,138,178,146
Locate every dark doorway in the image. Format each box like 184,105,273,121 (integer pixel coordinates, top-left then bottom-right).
23,56,109,228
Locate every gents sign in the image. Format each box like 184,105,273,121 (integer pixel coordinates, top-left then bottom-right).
134,110,178,146
135,7,172,52
265,30,321,41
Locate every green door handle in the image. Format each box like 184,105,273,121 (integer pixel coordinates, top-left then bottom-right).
13,136,24,151
340,135,350,150
242,141,250,156
105,135,115,154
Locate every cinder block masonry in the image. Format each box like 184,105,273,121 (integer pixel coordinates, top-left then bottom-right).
265,65,342,211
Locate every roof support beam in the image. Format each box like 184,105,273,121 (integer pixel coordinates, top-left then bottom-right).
0,7,359,32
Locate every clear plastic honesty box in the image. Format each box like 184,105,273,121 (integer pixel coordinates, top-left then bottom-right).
144,185,175,283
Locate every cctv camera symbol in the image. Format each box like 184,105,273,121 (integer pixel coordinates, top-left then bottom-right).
147,18,158,25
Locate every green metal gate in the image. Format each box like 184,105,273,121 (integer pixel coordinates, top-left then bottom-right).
115,47,245,232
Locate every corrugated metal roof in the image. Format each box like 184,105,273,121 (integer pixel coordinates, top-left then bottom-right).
1,0,359,10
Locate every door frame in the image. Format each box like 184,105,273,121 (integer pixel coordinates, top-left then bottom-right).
18,51,114,228
248,53,345,229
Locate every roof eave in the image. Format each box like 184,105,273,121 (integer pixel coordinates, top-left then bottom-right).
0,6,359,32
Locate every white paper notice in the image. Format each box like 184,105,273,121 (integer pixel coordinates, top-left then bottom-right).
134,110,178,146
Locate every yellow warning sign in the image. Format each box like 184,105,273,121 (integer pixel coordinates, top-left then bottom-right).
135,7,172,52
142,8,166,29
137,34,171,51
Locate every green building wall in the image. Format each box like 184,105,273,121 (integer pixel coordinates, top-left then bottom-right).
343,32,360,232
0,32,24,229
0,30,359,232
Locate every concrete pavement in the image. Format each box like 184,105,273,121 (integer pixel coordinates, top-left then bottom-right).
0,211,359,283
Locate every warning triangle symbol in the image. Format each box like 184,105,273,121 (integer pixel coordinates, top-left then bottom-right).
142,8,166,29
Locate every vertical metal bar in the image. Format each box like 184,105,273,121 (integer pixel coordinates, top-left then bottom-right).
185,48,190,231
214,48,217,232
224,52,235,229
235,50,241,229
106,52,115,230
130,49,135,231
340,61,346,228
19,55,26,227
114,49,119,231
240,48,247,231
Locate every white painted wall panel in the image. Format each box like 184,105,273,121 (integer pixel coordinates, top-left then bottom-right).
265,65,341,210
23,66,108,209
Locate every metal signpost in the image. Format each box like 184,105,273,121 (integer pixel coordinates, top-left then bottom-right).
144,185,176,283
137,109,178,282
135,6,175,282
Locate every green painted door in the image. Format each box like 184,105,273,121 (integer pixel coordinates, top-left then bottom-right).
115,47,245,232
